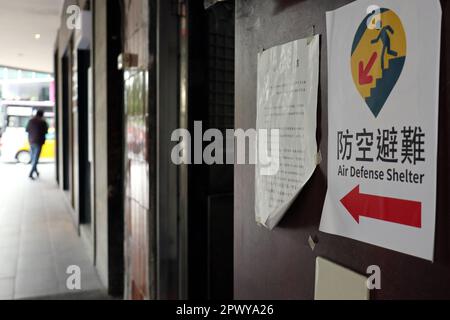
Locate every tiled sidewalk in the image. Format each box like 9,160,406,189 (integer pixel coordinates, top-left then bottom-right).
0,163,104,299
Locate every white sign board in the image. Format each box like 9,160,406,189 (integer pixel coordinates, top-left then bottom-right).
320,0,441,261
256,35,320,230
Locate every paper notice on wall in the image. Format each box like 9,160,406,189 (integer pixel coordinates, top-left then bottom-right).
255,35,320,230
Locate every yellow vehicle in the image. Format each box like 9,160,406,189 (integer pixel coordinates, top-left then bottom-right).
16,130,56,164
0,101,55,164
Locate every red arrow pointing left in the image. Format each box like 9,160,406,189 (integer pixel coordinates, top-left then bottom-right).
341,185,422,228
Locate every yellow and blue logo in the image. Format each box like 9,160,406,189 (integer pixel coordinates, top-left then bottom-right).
351,8,407,117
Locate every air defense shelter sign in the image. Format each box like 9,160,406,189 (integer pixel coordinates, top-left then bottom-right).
320,0,442,261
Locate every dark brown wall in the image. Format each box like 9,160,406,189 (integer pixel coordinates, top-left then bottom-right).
234,0,450,300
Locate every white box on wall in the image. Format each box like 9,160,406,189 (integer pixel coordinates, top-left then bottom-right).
315,257,369,300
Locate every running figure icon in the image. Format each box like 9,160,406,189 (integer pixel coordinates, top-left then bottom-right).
371,21,398,71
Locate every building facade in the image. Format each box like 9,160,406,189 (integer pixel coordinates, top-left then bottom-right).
54,0,450,300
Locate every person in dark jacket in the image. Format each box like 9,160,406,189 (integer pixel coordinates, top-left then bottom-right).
26,110,49,180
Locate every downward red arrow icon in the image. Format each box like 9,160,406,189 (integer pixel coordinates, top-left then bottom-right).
340,185,422,228
358,52,378,85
